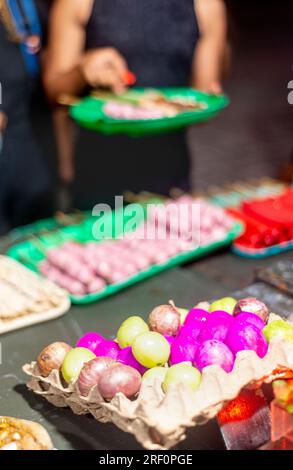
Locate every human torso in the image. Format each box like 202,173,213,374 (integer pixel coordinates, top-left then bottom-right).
86,0,199,87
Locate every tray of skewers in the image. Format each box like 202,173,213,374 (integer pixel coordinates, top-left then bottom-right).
23,296,293,450
69,88,229,136
7,197,242,304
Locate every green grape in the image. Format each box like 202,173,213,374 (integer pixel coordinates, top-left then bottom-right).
132,332,170,368
61,347,95,384
177,308,189,325
209,297,237,315
142,367,167,383
162,363,201,393
117,316,149,349
263,320,293,343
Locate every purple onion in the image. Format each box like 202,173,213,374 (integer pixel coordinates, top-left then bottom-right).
194,340,235,373
199,311,235,343
77,357,116,396
233,298,269,323
170,337,199,366
76,332,105,353
98,364,141,400
94,339,120,360
117,346,147,375
235,312,266,331
225,322,268,358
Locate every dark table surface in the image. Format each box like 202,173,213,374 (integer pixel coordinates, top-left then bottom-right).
0,241,292,450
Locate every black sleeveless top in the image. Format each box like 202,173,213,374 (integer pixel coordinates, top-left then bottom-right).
74,1,199,208
86,0,199,87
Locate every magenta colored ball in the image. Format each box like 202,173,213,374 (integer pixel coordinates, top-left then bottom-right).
184,309,209,327
170,337,199,366
179,322,202,342
94,339,120,360
199,311,235,343
194,340,234,373
225,322,268,358
76,332,105,353
117,346,147,375
234,312,265,330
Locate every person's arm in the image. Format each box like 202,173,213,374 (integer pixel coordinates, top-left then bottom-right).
44,0,128,102
193,0,229,93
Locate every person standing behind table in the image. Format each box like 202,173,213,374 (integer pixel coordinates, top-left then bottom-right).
44,0,228,209
0,0,51,235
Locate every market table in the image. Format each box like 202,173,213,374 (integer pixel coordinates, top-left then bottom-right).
0,237,292,450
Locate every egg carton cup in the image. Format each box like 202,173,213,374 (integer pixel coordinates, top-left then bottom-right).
23,315,293,450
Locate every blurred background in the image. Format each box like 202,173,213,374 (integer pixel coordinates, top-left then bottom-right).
1,0,293,230
33,0,292,196
190,0,292,189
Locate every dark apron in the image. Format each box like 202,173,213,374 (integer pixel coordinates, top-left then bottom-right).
73,0,199,208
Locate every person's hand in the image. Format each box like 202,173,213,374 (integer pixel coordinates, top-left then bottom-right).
197,80,223,95
80,47,128,93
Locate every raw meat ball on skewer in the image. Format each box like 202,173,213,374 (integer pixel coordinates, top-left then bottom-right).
39,261,86,296
47,248,96,284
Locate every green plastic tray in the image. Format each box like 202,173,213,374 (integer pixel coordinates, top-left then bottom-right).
7,206,242,304
70,88,229,137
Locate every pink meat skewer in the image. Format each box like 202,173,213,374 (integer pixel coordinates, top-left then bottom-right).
47,248,96,284
39,260,86,296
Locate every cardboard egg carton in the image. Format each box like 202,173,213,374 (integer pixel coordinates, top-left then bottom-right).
23,315,293,450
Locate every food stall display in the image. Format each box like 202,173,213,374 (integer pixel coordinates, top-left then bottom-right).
24,297,293,450
7,197,241,303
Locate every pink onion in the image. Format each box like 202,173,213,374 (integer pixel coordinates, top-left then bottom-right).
117,347,147,375
148,304,180,336
94,339,120,360
76,332,105,353
194,340,234,373
226,322,268,358
77,356,116,396
233,298,269,323
199,311,235,343
98,364,141,400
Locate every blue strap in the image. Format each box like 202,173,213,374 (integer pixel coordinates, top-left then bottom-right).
6,0,42,76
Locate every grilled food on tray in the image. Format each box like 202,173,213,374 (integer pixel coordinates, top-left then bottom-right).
0,256,70,333
95,89,207,120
